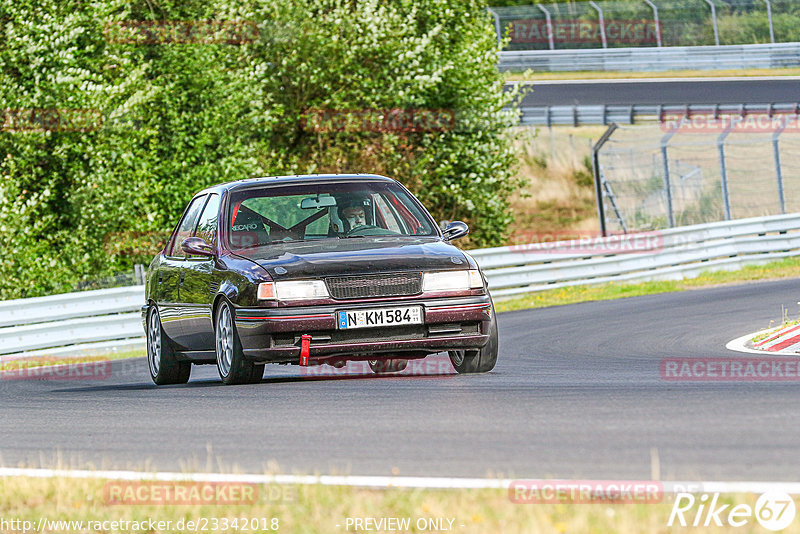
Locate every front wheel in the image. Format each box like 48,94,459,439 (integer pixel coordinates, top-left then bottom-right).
448,307,498,374
215,301,264,385
147,306,191,385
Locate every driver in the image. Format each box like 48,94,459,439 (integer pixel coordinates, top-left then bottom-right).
342,204,366,229
337,198,370,233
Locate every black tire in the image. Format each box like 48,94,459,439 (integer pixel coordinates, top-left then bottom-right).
368,359,408,374
215,301,264,385
448,303,498,374
147,306,191,385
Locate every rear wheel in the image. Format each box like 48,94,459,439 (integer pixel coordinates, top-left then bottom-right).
368,359,408,374
147,306,191,385
448,306,498,374
215,301,264,385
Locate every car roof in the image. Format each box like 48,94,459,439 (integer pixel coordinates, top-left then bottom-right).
194,174,398,197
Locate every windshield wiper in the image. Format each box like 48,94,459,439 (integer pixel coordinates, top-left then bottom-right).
268,238,306,244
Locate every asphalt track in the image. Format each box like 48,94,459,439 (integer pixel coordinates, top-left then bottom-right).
3,278,800,481
515,78,800,106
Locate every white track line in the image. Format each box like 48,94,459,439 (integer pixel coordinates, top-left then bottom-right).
2,468,800,494
726,330,774,355
727,329,800,356
507,76,800,85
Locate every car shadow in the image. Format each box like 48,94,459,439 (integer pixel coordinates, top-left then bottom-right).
48,369,459,393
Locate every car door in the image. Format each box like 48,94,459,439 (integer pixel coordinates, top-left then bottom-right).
160,195,206,346
177,193,221,351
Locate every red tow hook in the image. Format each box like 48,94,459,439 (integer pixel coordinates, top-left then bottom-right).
299,334,311,366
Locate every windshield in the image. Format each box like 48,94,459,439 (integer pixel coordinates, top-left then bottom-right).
227,181,437,250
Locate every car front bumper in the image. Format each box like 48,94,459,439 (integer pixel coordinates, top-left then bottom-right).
233,295,493,364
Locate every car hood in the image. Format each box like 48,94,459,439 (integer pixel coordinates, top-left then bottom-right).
232,237,471,280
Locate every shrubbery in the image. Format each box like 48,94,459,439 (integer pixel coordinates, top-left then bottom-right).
0,0,521,299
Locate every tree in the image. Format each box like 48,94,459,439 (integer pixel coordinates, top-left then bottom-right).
0,0,521,298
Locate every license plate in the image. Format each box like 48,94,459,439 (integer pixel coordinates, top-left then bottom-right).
337,306,423,329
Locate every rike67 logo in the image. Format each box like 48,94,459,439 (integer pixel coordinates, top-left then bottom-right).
668,491,796,531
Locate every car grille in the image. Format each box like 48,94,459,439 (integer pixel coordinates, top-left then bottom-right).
325,272,422,300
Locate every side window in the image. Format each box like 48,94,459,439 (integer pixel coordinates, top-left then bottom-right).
194,194,220,245
166,195,206,257
374,194,404,233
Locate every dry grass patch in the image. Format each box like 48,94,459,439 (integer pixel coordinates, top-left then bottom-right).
508,126,602,245
0,475,779,533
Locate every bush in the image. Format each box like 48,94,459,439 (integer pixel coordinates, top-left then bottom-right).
0,0,521,298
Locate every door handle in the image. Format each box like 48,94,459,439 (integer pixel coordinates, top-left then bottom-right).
158,272,163,285
179,271,185,285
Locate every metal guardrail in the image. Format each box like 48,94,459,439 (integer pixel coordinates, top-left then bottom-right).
499,42,800,72
0,286,146,356
0,285,144,328
2,313,144,355
519,103,800,127
2,212,800,355
473,213,800,297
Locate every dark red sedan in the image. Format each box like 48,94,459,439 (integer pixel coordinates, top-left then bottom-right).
142,174,497,385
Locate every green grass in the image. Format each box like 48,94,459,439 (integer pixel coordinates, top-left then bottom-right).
504,67,800,81
0,475,780,533
495,256,800,313
750,316,800,343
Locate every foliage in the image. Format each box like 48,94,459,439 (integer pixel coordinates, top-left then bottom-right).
0,0,521,298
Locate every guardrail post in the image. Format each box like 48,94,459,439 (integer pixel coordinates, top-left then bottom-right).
717,125,733,220
643,0,662,47
134,264,146,285
660,127,678,228
764,0,775,44
704,0,720,46
772,122,786,214
487,8,502,48
592,123,618,236
589,1,608,48
536,4,555,50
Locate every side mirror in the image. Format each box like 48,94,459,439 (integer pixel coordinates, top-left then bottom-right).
181,236,214,257
442,221,469,241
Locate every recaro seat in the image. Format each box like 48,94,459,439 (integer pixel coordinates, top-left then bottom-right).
230,204,270,249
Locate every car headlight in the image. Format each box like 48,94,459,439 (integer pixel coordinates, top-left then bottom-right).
422,270,483,292
258,280,330,300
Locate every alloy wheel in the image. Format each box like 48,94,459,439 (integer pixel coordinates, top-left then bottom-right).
216,304,234,377
148,309,162,377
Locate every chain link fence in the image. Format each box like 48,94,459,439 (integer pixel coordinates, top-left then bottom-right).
490,0,799,50
596,121,800,232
